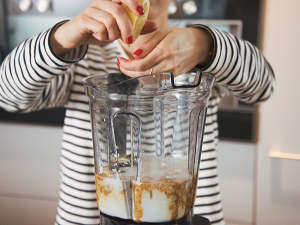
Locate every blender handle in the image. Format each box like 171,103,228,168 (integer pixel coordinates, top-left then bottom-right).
170,69,203,89
110,111,143,183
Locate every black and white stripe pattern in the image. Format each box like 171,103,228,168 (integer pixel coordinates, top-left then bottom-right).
0,24,274,225
200,25,275,103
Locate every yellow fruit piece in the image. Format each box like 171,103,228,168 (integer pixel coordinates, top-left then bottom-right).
121,0,150,41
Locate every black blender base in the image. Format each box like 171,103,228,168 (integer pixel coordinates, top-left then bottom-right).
100,213,210,225
192,215,211,225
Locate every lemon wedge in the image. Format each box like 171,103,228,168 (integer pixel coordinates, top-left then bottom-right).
122,0,150,41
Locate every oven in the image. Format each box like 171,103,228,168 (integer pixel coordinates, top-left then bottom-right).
0,0,262,142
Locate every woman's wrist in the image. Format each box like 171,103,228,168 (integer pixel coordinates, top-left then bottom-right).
48,20,89,63
49,20,74,57
189,26,214,69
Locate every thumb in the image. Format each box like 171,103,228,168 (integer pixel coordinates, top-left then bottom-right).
140,20,157,35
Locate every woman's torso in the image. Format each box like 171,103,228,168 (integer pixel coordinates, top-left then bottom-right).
55,42,224,225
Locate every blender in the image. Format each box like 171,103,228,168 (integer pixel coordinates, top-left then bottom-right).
83,70,214,225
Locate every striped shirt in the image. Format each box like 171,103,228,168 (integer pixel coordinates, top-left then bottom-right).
0,24,275,225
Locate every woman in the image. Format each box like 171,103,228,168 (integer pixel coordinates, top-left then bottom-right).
0,0,274,224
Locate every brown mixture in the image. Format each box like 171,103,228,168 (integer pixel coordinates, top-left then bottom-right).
95,171,113,209
133,175,197,222
95,169,198,223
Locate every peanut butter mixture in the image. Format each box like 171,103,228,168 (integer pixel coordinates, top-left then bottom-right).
95,172,113,208
95,168,198,223
133,176,197,222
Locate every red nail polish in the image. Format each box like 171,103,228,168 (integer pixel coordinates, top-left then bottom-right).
133,49,144,56
127,36,133,44
117,57,120,69
136,5,144,16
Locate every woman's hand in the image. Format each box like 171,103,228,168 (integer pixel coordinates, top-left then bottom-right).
50,0,156,57
118,27,213,77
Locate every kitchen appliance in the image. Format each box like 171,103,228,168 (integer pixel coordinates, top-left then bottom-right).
83,70,214,225
100,213,210,225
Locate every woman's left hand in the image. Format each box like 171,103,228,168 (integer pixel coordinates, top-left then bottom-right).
118,27,213,77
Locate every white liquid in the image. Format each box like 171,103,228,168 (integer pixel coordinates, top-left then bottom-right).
95,156,195,222
97,176,130,219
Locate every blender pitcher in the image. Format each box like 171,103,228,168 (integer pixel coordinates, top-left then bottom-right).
83,70,214,225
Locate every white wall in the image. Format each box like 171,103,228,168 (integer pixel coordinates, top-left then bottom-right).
0,122,62,225
218,141,255,225
256,0,300,224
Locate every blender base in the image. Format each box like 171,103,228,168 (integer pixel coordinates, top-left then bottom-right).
100,213,210,225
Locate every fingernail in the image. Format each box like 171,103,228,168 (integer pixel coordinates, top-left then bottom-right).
126,36,133,44
133,49,143,56
117,57,120,69
137,5,144,16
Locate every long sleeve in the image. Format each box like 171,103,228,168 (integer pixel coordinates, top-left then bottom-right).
0,25,87,113
199,25,275,104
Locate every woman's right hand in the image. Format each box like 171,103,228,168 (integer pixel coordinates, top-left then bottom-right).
50,0,155,57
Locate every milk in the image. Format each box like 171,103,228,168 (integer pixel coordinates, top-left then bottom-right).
95,156,197,223
95,173,131,219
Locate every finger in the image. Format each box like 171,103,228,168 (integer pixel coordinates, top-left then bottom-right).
88,7,121,40
140,20,158,35
92,0,133,43
119,45,167,71
92,28,108,42
132,30,169,59
78,15,108,41
120,66,153,78
116,0,145,16
120,60,170,78
120,48,195,77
